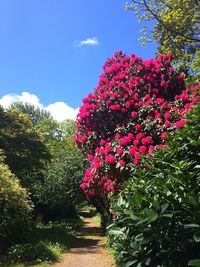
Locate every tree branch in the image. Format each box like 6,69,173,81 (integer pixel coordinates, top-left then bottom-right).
142,0,200,42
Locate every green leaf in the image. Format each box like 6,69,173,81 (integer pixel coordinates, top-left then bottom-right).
161,203,169,213
193,232,200,242
148,211,158,222
184,224,200,229
188,259,200,266
123,260,138,267
109,230,125,237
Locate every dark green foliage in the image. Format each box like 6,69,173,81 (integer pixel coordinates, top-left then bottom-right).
6,217,82,264
8,242,59,263
0,106,50,187
10,102,52,126
0,154,32,251
33,123,87,221
109,104,200,267
6,103,86,221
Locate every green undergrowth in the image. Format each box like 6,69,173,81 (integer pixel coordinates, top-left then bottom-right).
93,213,101,227
0,216,83,267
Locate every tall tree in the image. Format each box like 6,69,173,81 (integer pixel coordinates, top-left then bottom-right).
126,0,200,83
0,106,50,187
10,102,63,154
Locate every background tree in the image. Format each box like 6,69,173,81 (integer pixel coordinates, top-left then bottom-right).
0,151,32,251
126,0,200,84
9,103,87,221
10,102,63,154
34,135,87,221
0,106,50,188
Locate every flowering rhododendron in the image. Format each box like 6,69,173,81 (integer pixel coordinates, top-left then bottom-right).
73,51,200,212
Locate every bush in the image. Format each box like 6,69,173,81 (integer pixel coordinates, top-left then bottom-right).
6,217,81,265
74,51,200,218
108,103,200,267
8,242,60,264
0,153,32,251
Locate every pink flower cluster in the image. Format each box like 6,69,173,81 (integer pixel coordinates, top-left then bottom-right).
73,51,200,203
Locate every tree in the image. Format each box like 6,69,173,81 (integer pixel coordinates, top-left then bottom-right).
126,0,200,83
10,102,52,126
0,151,32,250
33,120,87,221
10,102,63,154
74,51,200,219
0,106,50,188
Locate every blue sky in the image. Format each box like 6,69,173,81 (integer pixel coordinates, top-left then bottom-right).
0,0,156,120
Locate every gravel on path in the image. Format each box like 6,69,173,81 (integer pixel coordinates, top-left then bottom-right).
51,212,116,267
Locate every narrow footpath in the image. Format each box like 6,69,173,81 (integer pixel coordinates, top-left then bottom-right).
52,211,115,267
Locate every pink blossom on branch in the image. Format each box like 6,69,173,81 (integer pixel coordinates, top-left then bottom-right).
74,51,200,207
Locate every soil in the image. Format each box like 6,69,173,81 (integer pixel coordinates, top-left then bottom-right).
51,211,116,267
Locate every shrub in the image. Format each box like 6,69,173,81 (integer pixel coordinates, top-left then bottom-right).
74,51,200,217
108,103,200,267
0,153,32,251
8,241,60,263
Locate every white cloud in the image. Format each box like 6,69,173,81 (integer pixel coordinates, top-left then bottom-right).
46,102,79,121
77,37,99,47
0,92,79,121
0,92,42,109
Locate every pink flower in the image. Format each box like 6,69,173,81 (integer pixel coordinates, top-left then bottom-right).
155,113,161,119
87,154,93,161
142,138,147,145
133,139,139,146
136,132,143,139
161,132,168,140
93,162,101,169
101,176,107,182
133,158,139,165
131,111,138,119
127,133,134,140
175,119,185,128
139,146,147,153
149,145,155,153
80,183,87,189
114,133,121,139
164,112,171,120
145,136,153,144
105,155,116,164
116,147,124,156
144,94,150,100
165,121,171,128
135,124,142,131
133,93,139,100
119,159,125,167
100,139,106,146
129,147,136,155
134,152,141,159
105,144,111,154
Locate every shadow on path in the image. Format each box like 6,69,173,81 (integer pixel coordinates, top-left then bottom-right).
51,211,115,267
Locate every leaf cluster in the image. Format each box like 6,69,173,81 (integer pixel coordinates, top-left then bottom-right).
109,103,200,266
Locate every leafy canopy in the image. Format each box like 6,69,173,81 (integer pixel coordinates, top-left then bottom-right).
126,0,200,83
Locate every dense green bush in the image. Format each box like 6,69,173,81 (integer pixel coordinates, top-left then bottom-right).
8,241,60,263
0,153,32,251
6,217,82,265
109,103,200,267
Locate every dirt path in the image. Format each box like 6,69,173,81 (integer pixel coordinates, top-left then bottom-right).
51,212,116,267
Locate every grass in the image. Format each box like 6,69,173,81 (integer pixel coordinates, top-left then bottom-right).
0,216,83,267
93,213,101,227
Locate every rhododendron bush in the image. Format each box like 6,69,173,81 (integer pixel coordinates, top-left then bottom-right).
74,51,199,214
